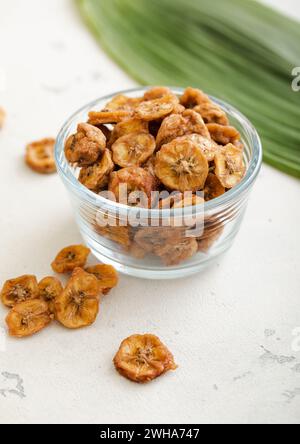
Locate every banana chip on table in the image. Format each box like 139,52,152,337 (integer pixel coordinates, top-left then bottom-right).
0,107,6,128
25,138,56,174
6,299,53,338
111,133,156,168
79,150,114,192
85,264,119,295
55,268,101,329
114,334,177,383
38,277,63,314
214,144,245,189
51,245,91,274
64,123,106,167
1,275,39,308
155,138,209,192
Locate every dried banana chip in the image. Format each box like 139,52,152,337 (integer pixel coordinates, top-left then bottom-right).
88,110,131,125
215,144,245,189
197,220,224,253
25,138,56,174
104,94,142,112
155,138,209,192
109,118,149,147
206,123,241,146
109,167,157,207
79,150,114,192
88,95,141,125
51,245,91,274
135,94,178,121
129,242,147,259
55,268,100,329
95,224,131,249
0,107,6,129
6,299,53,338
114,334,177,383
175,134,219,162
1,275,39,308
154,237,198,266
143,87,172,101
157,192,183,210
38,277,63,314
85,264,119,295
204,173,226,201
134,227,184,253
173,194,204,208
180,87,210,108
64,123,106,167
112,132,156,168
156,110,210,149
194,102,229,126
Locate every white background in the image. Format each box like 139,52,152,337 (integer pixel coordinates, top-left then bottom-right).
0,0,299,424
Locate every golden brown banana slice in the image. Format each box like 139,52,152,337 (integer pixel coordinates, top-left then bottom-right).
134,227,184,253
6,299,53,338
88,110,131,125
55,268,100,329
143,87,172,101
64,123,106,166
95,224,131,249
206,123,241,146
204,173,226,201
112,133,156,168
114,334,177,383
88,95,141,125
174,134,219,162
104,94,142,112
194,102,229,126
129,242,147,259
214,144,245,189
154,238,198,266
109,118,149,147
25,138,56,174
79,150,114,192
38,277,63,314
109,167,157,207
157,192,183,210
51,245,91,274
85,264,119,295
135,94,179,121
197,219,224,252
1,275,39,308
172,194,204,208
156,110,210,149
0,107,6,129
155,138,209,192
180,87,210,108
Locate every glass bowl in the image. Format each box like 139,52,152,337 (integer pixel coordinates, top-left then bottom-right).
55,87,262,279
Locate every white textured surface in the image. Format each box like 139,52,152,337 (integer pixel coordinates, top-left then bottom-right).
0,0,299,425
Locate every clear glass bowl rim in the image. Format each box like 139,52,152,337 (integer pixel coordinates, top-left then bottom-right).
55,86,263,217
